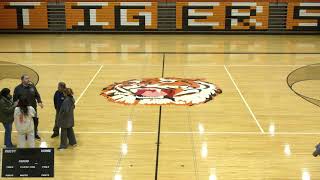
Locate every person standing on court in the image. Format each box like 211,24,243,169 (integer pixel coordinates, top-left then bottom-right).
51,82,66,138
0,88,18,148
13,75,43,140
57,88,77,150
14,96,36,148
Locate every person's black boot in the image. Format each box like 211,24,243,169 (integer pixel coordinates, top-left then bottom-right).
35,134,41,140
58,146,67,151
51,133,59,138
313,144,320,157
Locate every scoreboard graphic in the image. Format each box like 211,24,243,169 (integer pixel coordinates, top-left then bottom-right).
1,148,54,177
0,0,319,32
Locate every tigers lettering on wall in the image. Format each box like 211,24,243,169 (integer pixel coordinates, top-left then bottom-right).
176,2,225,30
65,2,157,31
0,1,319,32
176,2,268,31
225,2,268,30
0,2,48,29
287,2,320,31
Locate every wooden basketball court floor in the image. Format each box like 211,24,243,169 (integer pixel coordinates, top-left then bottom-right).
0,34,320,180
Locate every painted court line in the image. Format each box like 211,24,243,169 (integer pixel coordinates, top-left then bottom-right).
50,131,320,135
176,64,308,67
0,63,312,67
75,65,104,105
1,131,320,135
0,51,319,54
23,63,161,66
227,64,311,67
0,63,161,66
224,65,265,134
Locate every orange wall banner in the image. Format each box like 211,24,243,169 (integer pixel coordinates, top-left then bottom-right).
0,2,48,29
176,2,269,31
287,2,320,30
65,2,157,30
0,1,319,32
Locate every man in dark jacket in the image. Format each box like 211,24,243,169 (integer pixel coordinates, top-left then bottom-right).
13,75,43,140
51,82,66,138
0,88,18,148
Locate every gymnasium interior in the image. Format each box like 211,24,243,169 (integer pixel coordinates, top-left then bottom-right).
0,0,319,179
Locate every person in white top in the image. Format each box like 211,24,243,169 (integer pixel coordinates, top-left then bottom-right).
14,96,36,148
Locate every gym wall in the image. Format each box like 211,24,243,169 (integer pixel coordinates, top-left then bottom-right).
0,0,319,33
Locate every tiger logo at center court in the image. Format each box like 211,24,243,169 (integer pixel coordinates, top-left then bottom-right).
100,78,222,106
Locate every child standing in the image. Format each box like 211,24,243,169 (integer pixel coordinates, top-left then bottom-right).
14,96,36,148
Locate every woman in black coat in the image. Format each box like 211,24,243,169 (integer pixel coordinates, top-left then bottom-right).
57,88,77,150
0,88,18,148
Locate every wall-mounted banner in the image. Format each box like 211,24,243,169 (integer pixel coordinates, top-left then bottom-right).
0,1,319,32
176,2,269,31
65,2,157,31
287,2,320,31
0,2,48,29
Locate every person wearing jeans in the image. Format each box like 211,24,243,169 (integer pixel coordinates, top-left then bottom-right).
3,123,13,147
0,88,18,148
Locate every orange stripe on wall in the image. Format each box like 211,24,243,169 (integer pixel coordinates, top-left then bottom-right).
1,0,320,2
